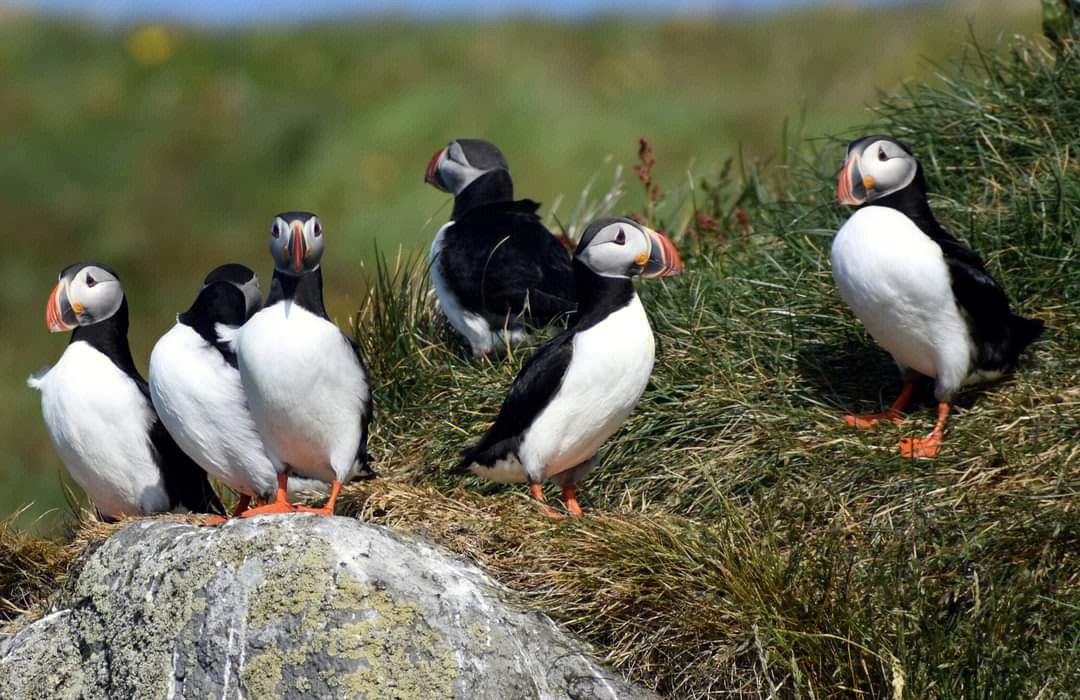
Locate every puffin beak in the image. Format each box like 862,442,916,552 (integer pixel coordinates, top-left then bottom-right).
45,280,75,332
424,148,445,190
289,223,306,273
640,227,684,278
836,151,867,206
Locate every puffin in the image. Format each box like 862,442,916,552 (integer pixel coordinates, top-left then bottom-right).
230,212,374,516
457,217,682,517
28,262,223,520
148,264,288,520
831,135,1044,457
424,138,577,356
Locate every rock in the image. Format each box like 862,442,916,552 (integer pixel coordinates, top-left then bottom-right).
0,516,657,699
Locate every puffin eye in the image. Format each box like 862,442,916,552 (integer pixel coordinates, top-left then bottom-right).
85,273,97,287
271,222,281,239
614,228,626,245
313,221,322,237
878,148,888,162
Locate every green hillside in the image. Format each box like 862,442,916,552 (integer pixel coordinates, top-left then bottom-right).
0,6,1037,529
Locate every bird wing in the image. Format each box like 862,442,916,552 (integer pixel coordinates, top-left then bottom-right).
457,331,575,470
437,205,576,325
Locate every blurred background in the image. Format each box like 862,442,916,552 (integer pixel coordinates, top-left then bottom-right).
0,0,1036,534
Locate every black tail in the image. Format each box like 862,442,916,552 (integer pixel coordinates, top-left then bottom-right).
1004,314,1044,367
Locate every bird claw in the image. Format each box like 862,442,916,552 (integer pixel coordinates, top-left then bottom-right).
898,435,942,458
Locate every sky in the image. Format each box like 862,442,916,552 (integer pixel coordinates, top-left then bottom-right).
4,0,912,25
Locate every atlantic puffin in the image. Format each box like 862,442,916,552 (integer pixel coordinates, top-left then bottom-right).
831,135,1043,457
230,213,373,515
28,263,223,520
457,217,682,517
149,264,281,520
424,138,576,356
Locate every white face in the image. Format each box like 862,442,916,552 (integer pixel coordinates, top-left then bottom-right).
425,139,508,196
857,139,917,199
47,264,124,331
269,214,324,273
577,221,654,279
435,141,485,195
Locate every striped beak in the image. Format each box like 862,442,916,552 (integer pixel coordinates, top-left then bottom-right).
424,148,446,190
837,150,868,206
640,227,683,279
289,222,306,273
45,280,76,332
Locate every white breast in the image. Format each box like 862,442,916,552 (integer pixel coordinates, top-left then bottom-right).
149,323,279,499
236,302,369,483
29,341,169,519
515,294,655,483
830,206,973,397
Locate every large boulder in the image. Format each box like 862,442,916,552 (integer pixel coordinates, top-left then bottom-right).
0,516,656,699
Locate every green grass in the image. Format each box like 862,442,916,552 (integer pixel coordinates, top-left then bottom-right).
0,3,1038,533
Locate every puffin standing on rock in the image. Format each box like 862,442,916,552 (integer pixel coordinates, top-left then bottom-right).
149,264,322,521
457,218,682,518
831,135,1043,457
425,138,577,356
230,213,374,516
29,263,223,520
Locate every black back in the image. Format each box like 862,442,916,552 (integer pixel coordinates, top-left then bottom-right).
457,260,635,472
864,165,1043,371
438,171,576,329
178,282,249,367
71,298,223,515
266,266,375,478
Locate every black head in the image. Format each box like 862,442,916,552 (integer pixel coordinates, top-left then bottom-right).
424,138,510,195
202,263,261,318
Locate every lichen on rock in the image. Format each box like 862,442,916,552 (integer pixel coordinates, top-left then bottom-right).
0,516,656,699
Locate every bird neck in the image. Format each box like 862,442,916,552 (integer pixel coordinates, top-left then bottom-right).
452,170,515,219
569,259,636,332
268,266,327,318
69,297,142,379
862,166,948,239
178,282,248,362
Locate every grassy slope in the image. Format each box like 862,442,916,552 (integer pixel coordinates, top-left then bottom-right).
0,3,1036,533
340,37,1080,697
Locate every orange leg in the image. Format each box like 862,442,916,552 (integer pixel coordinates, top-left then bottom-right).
561,484,583,518
529,483,564,520
845,380,915,428
297,479,343,516
898,401,951,458
238,473,297,517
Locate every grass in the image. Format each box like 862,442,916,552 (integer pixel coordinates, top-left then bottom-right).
0,2,1040,532
4,28,1079,697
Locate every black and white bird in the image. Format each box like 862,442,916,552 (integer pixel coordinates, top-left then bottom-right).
28,263,223,520
424,138,576,356
230,212,373,515
457,218,682,517
832,135,1043,457
149,264,282,520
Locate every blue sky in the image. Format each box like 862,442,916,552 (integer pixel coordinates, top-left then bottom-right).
6,0,911,25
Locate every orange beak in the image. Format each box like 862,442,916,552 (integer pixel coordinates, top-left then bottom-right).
289,223,306,272
641,227,684,278
836,152,867,206
424,148,445,189
45,281,73,332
